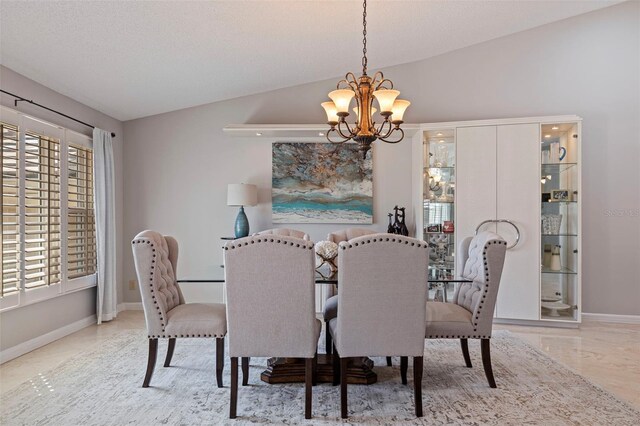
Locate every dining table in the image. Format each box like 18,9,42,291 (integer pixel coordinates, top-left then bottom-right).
177,266,471,385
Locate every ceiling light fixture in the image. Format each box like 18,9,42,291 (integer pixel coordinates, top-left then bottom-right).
551,126,559,130
256,132,262,136
544,134,551,138
320,0,410,158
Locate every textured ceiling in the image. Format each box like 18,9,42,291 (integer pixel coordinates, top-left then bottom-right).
0,0,623,121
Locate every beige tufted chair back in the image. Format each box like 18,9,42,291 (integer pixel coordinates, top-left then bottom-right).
255,228,310,241
334,234,429,357
132,230,185,337
327,228,375,244
224,235,319,358
452,231,507,336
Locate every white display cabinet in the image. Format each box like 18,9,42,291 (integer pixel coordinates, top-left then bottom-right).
412,116,582,325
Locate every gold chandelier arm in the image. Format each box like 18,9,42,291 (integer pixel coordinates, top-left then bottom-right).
375,117,392,137
371,71,384,87
326,128,350,144
336,119,355,140
374,78,394,91
379,127,405,144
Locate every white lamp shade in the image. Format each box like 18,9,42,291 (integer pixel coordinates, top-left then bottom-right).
321,101,339,123
227,183,258,206
391,99,411,122
372,89,400,113
328,89,355,113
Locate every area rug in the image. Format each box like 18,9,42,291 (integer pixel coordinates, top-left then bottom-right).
1,330,638,425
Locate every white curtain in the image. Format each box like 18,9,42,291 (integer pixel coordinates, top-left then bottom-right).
93,128,117,323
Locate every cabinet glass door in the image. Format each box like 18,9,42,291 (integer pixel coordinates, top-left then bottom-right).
423,129,456,301
540,123,580,321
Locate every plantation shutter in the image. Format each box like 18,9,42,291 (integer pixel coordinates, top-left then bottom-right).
1,122,20,296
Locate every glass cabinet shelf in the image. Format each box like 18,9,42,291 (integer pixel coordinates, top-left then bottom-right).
542,233,578,237
541,266,577,275
541,162,577,174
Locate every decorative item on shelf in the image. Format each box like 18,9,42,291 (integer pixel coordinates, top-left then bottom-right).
426,224,441,233
428,234,449,266
320,0,410,159
388,205,409,236
387,213,394,233
314,241,339,273
540,174,552,184
558,146,567,161
445,182,455,202
542,214,563,235
541,301,572,317
550,245,562,271
437,182,449,202
442,221,454,234
227,183,258,238
542,192,551,203
434,145,448,167
428,169,442,192
550,189,571,202
542,244,552,267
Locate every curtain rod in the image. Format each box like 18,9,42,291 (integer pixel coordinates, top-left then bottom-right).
0,89,116,138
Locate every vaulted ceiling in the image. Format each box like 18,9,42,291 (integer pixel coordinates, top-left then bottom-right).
0,0,622,121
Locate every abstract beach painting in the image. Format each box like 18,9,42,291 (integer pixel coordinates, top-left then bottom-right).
272,143,373,224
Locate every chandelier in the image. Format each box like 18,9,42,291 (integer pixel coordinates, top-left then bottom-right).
321,0,410,159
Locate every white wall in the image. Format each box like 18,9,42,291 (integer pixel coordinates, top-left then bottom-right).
0,66,125,350
123,1,639,315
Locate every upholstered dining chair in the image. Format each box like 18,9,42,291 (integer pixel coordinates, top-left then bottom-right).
254,227,310,240
224,235,321,419
329,234,429,418
131,230,227,388
323,228,376,357
425,231,507,388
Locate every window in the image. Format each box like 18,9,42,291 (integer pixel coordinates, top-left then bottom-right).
67,145,96,278
1,107,96,311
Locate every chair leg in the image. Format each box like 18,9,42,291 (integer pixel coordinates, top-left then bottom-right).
163,338,176,367
386,356,392,366
305,358,313,419
312,352,318,386
229,357,238,419
142,338,158,388
414,356,424,417
340,357,349,419
216,338,224,388
400,356,408,385
325,322,332,355
241,357,250,386
481,338,497,388
332,346,340,386
460,338,473,368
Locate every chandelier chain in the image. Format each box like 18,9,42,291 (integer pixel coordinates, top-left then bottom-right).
362,0,368,75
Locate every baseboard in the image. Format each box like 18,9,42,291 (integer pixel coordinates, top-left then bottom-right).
117,302,142,312
0,315,96,364
582,313,640,324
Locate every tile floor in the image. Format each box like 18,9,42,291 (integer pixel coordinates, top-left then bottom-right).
1,311,638,410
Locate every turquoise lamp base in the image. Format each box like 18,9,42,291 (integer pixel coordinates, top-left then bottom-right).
234,206,250,238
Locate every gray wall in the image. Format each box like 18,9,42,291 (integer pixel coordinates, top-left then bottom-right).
124,1,639,315
0,66,125,350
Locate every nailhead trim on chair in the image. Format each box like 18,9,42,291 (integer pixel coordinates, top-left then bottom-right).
471,239,507,331
132,238,167,331
340,236,429,250
224,237,315,250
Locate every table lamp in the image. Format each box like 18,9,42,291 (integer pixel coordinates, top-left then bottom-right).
227,184,258,238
